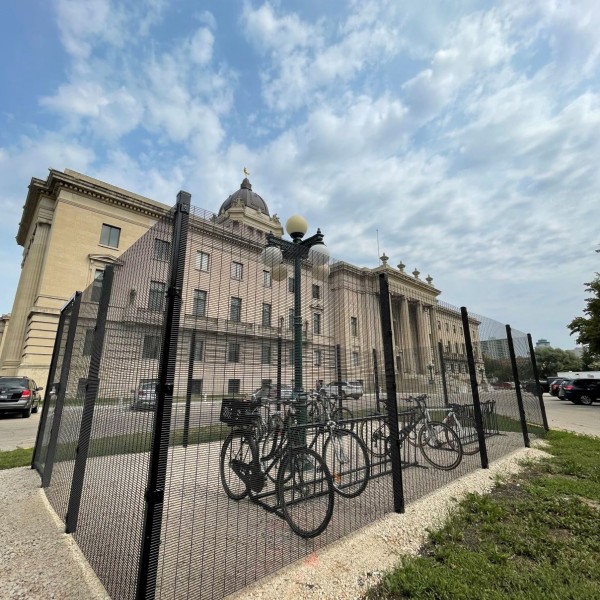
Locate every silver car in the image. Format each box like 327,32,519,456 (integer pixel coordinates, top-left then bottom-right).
320,380,363,399
131,381,158,410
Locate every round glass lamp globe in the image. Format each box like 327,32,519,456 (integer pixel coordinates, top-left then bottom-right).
312,263,330,281
272,263,288,281
285,214,308,237
261,245,283,267
308,244,329,265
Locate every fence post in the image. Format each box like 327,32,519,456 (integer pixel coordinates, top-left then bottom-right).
336,344,343,409
32,293,77,473
378,274,405,513
42,291,83,488
527,333,549,432
183,330,196,448
460,307,489,469
506,325,530,448
66,265,115,533
136,191,191,600
438,341,449,407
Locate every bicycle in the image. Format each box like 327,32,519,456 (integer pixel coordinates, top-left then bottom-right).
261,392,370,498
219,397,335,539
306,389,354,431
360,395,464,471
441,403,483,456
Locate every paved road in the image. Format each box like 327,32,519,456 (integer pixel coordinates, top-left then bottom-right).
2,392,599,453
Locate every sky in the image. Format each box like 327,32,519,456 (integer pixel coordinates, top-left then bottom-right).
0,0,598,350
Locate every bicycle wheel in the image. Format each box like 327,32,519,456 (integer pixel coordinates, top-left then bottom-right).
323,429,370,498
220,432,257,500
445,414,480,455
332,406,354,431
418,421,463,471
277,447,334,539
360,417,389,458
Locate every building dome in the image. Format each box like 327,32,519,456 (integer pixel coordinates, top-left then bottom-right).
218,177,270,216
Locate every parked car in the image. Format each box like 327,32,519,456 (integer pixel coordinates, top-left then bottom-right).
131,381,158,410
251,383,293,402
549,378,569,397
522,380,539,395
0,376,43,418
492,382,514,390
320,380,364,399
558,379,600,405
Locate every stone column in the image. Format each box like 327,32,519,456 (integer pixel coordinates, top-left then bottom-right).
0,222,51,374
399,296,413,373
416,301,430,374
428,305,440,368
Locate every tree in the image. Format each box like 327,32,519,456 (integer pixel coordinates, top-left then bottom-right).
569,270,600,357
534,346,582,378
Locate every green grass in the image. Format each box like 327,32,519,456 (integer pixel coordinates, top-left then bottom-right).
368,430,600,599
0,447,33,470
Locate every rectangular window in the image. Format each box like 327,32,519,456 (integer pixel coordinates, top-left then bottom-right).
314,349,322,366
288,277,295,293
312,284,320,299
153,238,170,261
351,316,358,336
263,270,272,288
83,329,94,356
100,224,121,248
228,379,241,394
91,269,104,303
438,321,441,330
261,344,271,365
196,251,210,271
193,338,204,361
288,308,294,330
227,341,240,363
352,351,360,367
313,313,321,335
455,342,459,354
231,261,243,280
262,303,272,327
445,322,449,332
230,297,242,322
148,281,166,312
191,379,203,395
142,335,160,359
193,289,207,317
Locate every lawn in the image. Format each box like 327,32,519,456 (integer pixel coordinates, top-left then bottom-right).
368,430,600,599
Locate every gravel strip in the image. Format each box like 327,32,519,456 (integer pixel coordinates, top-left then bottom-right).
227,443,549,600
0,444,548,600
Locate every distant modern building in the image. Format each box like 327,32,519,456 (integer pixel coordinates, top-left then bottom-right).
480,337,510,360
536,338,551,348
0,168,480,392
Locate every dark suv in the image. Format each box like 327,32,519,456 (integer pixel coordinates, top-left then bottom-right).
0,376,43,418
558,379,600,405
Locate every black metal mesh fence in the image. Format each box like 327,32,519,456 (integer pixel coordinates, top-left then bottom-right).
33,195,548,600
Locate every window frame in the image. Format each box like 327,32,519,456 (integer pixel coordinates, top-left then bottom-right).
148,281,166,312
153,238,171,261
231,261,244,281
196,251,210,272
100,223,121,248
192,289,207,317
230,297,242,322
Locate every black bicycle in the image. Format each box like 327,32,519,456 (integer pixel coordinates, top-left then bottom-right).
360,395,464,471
260,391,370,498
219,397,335,539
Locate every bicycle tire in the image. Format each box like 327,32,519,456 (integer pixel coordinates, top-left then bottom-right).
444,415,480,455
323,429,370,498
220,432,257,500
418,421,463,471
360,417,389,458
332,406,354,431
306,400,322,424
277,447,334,538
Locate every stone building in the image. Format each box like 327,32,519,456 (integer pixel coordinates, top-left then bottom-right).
0,168,479,394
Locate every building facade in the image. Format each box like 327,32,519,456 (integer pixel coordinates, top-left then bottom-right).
0,169,479,394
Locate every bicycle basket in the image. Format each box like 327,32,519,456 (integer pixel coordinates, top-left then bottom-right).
219,399,260,426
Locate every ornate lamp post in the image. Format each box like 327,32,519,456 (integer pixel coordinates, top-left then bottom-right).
261,215,329,442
